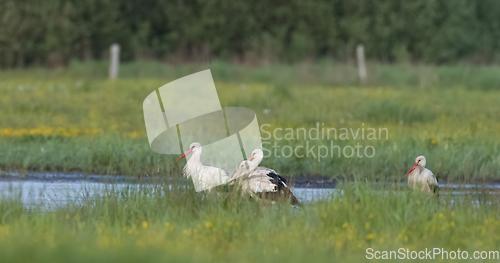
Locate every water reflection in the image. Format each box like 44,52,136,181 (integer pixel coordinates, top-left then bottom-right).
1,172,499,209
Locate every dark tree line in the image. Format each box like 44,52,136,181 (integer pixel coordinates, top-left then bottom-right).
1,0,500,68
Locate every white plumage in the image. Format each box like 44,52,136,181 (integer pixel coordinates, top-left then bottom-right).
230,149,299,206
407,155,439,194
234,162,279,194
247,148,264,171
177,142,229,190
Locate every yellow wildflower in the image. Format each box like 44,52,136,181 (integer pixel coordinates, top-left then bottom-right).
142,221,148,228
98,236,110,248
0,126,102,137
128,132,142,138
205,221,213,228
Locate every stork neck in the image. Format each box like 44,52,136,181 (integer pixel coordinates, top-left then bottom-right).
187,150,202,166
414,165,424,174
250,156,262,169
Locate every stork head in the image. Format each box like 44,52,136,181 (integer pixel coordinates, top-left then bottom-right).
407,155,426,175
176,142,202,161
247,149,264,164
229,160,251,183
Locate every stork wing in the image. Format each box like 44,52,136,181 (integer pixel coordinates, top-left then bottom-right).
424,168,439,194
243,175,277,193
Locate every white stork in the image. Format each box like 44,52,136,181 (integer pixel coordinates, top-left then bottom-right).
407,155,439,194
177,142,230,190
230,150,299,206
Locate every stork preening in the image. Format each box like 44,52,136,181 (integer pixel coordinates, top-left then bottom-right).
230,149,300,207
229,148,263,183
407,155,439,194
177,142,230,190
247,148,264,170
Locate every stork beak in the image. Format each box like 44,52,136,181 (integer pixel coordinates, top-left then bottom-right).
229,172,238,183
248,156,254,161
176,149,192,161
407,163,418,175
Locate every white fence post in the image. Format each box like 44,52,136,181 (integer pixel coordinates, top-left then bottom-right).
356,44,367,83
109,43,120,79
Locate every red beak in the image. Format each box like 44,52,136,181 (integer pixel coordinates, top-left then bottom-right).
407,163,418,175
229,172,237,183
248,156,254,161
176,149,192,161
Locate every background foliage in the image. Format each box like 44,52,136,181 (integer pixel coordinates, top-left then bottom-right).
2,0,500,68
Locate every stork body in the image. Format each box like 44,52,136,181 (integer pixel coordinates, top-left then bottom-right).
233,159,300,206
177,142,230,190
407,155,439,194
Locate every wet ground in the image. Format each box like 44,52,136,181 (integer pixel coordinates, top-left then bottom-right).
1,172,499,209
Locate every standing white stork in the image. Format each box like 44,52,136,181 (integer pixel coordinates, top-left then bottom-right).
230,152,300,206
177,142,230,190
407,155,439,194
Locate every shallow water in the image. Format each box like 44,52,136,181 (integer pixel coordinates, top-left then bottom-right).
0,180,338,208
1,172,499,209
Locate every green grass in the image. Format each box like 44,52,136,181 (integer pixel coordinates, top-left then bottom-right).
2,60,500,89
0,183,499,262
2,62,500,262
1,64,500,181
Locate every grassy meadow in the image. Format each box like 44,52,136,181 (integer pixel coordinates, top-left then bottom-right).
1,61,500,182
1,183,500,262
1,61,500,262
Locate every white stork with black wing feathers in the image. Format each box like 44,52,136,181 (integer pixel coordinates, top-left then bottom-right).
230,149,300,206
